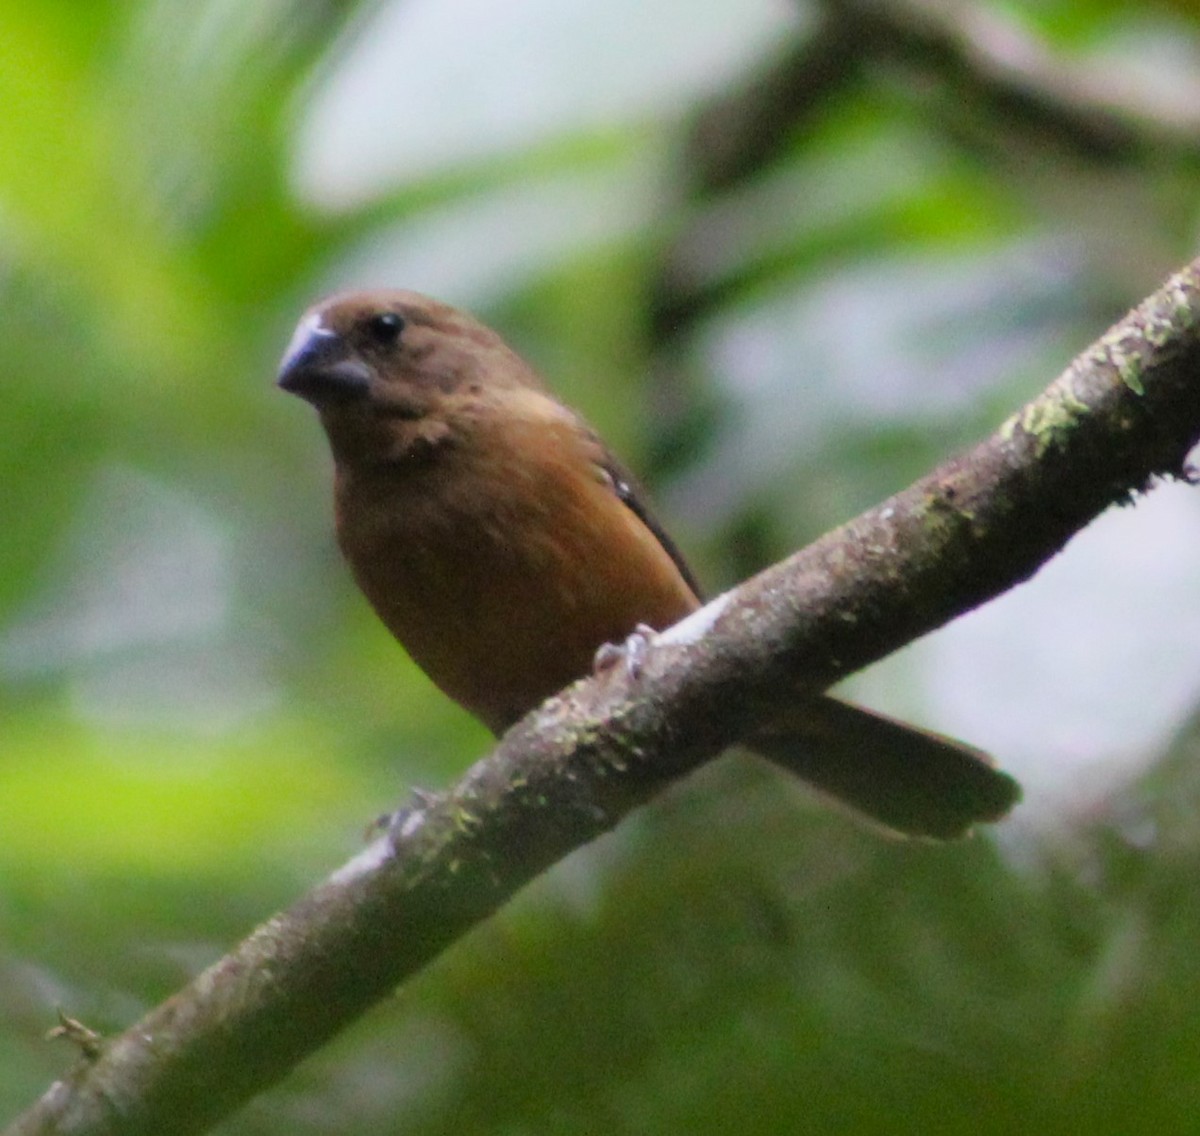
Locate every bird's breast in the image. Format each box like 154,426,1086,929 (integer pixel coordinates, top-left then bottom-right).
333,414,698,733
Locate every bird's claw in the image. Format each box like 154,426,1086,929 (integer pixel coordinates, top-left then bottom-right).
366,786,441,841
593,623,656,681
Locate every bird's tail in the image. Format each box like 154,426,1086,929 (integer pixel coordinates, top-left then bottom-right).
749,696,1021,839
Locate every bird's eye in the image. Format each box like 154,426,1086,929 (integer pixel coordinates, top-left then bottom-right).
365,311,405,347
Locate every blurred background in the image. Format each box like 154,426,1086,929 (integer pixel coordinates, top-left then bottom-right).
4,0,1200,1131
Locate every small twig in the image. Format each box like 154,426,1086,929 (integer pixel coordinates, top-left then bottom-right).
45,1013,103,1063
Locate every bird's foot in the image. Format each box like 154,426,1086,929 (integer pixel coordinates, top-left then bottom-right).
366,786,441,841
593,623,656,681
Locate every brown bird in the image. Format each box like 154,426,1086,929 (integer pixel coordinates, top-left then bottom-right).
277,289,1019,838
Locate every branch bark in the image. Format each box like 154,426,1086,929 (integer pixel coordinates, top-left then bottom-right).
9,258,1200,1136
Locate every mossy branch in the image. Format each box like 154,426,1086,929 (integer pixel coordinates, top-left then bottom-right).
8,258,1200,1136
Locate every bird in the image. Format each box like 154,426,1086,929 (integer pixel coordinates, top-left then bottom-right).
277,289,1019,838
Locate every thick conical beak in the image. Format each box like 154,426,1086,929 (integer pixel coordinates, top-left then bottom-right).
277,319,372,405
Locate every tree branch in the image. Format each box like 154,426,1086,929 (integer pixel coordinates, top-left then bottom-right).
827,0,1200,165
650,0,1200,350
9,258,1200,1136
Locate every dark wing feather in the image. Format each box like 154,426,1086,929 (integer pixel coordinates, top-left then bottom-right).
597,449,705,602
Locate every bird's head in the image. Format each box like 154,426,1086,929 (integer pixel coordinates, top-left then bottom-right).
277,289,540,465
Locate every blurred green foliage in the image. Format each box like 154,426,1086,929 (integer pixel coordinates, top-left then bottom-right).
4,1,1200,1132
